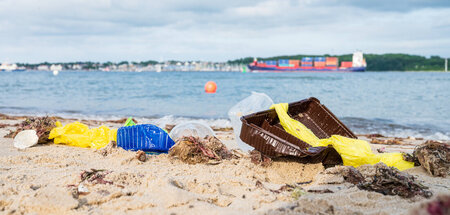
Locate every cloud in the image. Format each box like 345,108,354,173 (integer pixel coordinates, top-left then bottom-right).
0,0,449,63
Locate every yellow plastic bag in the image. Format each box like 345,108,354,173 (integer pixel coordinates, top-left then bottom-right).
271,103,414,171
49,121,117,149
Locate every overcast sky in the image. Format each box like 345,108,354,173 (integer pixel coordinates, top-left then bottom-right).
1,0,449,63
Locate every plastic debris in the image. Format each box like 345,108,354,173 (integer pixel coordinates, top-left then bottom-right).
228,92,273,152
6,116,56,144
124,117,137,127
13,130,39,149
49,121,117,149
169,136,235,164
271,103,414,171
413,140,449,177
169,122,215,141
117,124,175,152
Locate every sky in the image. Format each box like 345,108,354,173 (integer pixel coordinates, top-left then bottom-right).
1,0,449,63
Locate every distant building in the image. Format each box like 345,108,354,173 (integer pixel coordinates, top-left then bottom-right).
37,65,50,71
50,64,63,71
72,64,82,70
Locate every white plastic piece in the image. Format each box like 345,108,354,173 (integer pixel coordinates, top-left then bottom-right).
53,70,59,76
13,130,39,149
169,122,215,141
227,92,274,152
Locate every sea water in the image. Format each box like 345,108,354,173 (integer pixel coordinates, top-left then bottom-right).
0,70,449,140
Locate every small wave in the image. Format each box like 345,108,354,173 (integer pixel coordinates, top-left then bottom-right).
342,117,450,141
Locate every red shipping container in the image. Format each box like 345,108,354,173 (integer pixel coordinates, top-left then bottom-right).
326,57,338,66
326,57,338,63
341,61,352,67
314,62,326,67
289,60,300,67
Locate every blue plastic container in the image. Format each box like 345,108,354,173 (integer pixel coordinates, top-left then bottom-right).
117,124,175,153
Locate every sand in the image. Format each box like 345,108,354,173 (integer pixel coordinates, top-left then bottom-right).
0,117,449,215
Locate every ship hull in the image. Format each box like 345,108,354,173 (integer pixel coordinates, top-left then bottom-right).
248,65,365,72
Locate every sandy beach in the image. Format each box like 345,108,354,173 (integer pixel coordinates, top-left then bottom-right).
0,115,449,215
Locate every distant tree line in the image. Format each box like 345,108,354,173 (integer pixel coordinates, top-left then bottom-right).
227,53,447,71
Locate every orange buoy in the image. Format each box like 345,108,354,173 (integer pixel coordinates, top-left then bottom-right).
204,81,217,93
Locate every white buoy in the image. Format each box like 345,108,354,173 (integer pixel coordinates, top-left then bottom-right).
13,130,39,149
53,70,59,76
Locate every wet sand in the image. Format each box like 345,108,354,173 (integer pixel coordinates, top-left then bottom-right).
0,116,448,214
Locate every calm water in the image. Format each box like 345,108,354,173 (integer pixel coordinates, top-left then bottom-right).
1,70,449,140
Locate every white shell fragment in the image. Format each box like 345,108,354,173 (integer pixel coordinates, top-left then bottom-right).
13,130,39,149
78,183,89,193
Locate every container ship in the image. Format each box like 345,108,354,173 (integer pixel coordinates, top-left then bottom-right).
248,51,366,72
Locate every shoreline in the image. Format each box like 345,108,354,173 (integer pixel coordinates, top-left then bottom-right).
0,114,448,214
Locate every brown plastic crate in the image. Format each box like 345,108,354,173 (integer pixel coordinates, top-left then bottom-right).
240,97,356,164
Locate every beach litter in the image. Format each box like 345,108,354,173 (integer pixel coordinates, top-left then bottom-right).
169,121,215,141
169,135,235,164
412,140,449,177
49,121,117,149
117,124,175,152
228,92,273,152
13,130,39,149
270,102,414,170
5,116,56,144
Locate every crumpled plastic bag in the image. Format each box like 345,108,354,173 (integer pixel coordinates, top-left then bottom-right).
49,121,117,149
228,92,273,151
271,103,414,171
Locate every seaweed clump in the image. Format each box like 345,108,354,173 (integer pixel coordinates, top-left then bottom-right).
414,140,449,177
342,163,433,199
169,136,235,164
5,116,56,144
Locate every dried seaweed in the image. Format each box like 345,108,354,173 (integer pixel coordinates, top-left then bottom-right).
370,138,404,145
250,150,272,167
169,136,235,164
255,180,301,194
414,140,449,177
343,165,433,199
341,167,365,185
403,153,421,166
80,169,113,185
307,189,333,193
5,116,56,144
